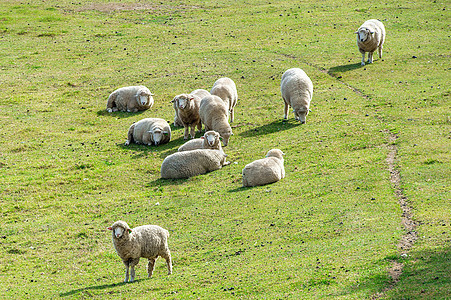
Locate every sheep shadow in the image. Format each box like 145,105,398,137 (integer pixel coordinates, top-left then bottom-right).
60,279,162,297
239,119,301,137
148,177,189,187
327,63,362,77
96,109,147,118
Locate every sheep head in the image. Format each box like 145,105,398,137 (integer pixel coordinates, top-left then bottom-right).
355,27,374,42
137,88,153,106
202,131,220,147
108,221,132,239
149,127,169,145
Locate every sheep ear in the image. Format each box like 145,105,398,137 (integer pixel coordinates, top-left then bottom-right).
219,136,223,140
354,31,359,34
107,227,113,230
370,30,375,34
201,136,205,139
127,229,132,233
163,131,169,135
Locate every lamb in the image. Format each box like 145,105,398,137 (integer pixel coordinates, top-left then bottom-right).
161,149,228,179
355,19,386,66
107,86,154,113
199,95,233,146
178,130,222,152
107,220,172,283
172,89,210,127
280,68,313,124
242,149,285,187
125,118,171,146
210,77,238,123
171,93,202,140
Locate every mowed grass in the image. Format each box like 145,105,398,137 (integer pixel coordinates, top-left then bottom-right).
0,0,449,299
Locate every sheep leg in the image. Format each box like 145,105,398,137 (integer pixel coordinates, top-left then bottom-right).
283,101,289,120
123,260,130,282
129,258,140,282
147,258,156,278
189,125,196,139
230,108,234,123
106,93,116,113
359,48,366,66
378,45,383,59
125,124,135,146
196,121,202,133
183,126,189,140
161,252,173,275
368,51,373,64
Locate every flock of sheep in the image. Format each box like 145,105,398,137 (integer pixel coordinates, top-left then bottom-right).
106,19,386,282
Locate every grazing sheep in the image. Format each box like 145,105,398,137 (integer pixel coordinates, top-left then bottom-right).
125,118,171,146
199,95,233,146
172,89,210,127
107,86,154,113
242,149,285,187
161,149,228,179
210,78,238,123
107,220,172,283
178,130,222,152
355,19,385,66
172,93,202,140
280,68,313,124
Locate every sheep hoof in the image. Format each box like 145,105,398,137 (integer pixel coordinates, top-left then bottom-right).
107,108,112,113
361,62,365,66
125,141,130,146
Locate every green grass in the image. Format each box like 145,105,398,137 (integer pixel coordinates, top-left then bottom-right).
1,0,449,299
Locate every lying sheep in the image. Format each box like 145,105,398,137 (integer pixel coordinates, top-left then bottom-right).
125,118,171,146
281,68,313,124
355,19,385,66
172,89,210,127
107,86,154,113
107,220,172,282
242,149,285,187
210,78,238,123
172,93,202,140
178,130,222,152
161,149,228,179
199,95,233,146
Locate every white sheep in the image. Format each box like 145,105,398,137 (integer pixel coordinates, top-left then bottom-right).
107,220,172,283
199,95,233,146
242,149,285,187
355,19,386,66
107,86,154,113
178,130,222,152
125,118,171,146
161,149,228,179
280,68,313,124
172,89,210,127
171,93,202,140
210,78,238,123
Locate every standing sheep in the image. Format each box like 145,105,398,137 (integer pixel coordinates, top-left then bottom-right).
172,93,202,140
161,149,228,179
199,95,233,146
172,89,210,127
178,130,222,152
242,149,285,187
125,118,171,146
280,68,313,124
107,220,172,283
210,78,238,123
107,86,154,113
355,19,386,66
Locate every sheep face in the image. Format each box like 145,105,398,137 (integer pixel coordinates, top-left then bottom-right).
356,28,373,42
220,130,233,147
294,109,309,124
204,131,220,147
108,221,132,239
137,90,152,106
177,95,193,110
149,127,169,145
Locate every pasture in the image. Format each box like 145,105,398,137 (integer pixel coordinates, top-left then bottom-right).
0,0,449,298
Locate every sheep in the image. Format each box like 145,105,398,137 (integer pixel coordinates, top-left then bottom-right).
355,19,386,66
125,118,171,146
242,149,285,187
172,89,210,127
107,220,172,282
199,95,233,146
161,149,228,179
210,78,238,123
171,93,202,140
178,130,222,152
280,68,313,124
107,86,154,113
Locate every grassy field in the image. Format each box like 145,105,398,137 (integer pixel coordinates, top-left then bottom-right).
0,0,449,299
